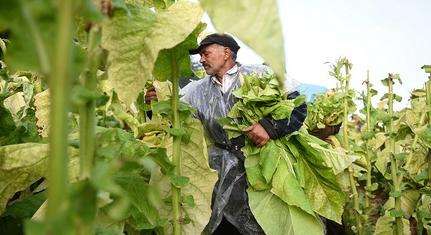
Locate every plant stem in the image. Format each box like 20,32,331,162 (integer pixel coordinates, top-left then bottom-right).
45,1,73,232
425,71,431,187
78,26,102,235
170,50,182,235
363,71,373,227
342,59,362,235
80,27,102,179
387,74,403,235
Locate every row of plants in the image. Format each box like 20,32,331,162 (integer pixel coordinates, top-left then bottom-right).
305,58,431,235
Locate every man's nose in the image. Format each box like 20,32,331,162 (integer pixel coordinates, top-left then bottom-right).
199,56,205,63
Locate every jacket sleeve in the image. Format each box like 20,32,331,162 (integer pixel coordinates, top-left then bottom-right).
258,91,307,139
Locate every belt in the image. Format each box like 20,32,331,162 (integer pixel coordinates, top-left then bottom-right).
214,136,245,162
214,142,242,152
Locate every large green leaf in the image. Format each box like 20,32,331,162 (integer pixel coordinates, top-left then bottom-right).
0,143,79,215
308,143,358,175
102,1,204,105
149,119,217,234
244,150,271,191
248,189,324,235
153,23,206,82
285,133,346,223
114,172,165,230
271,154,313,215
201,0,285,80
0,104,19,145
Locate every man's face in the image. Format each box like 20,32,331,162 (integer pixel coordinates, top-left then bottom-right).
199,44,228,76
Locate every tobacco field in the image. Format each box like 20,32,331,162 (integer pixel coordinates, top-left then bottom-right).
0,0,430,235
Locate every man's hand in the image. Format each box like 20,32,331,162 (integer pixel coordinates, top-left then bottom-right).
145,86,157,104
244,123,270,147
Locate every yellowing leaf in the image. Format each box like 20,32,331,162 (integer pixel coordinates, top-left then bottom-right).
153,80,172,101
0,143,79,215
150,120,217,234
102,1,204,105
3,92,26,118
374,214,410,235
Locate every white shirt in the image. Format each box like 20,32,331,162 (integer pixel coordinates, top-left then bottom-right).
211,64,238,94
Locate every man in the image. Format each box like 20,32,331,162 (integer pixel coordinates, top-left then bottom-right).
146,33,307,234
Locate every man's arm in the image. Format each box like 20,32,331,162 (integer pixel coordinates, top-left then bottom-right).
258,91,307,139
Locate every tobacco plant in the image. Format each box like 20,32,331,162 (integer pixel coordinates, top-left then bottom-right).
359,72,379,233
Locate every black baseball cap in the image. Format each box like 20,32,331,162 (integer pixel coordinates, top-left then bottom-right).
189,33,240,55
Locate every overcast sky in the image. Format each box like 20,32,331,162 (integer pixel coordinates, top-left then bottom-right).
223,1,431,109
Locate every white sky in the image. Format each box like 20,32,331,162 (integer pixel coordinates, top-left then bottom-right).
203,1,431,109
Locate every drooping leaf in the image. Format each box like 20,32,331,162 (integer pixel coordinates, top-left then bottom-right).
102,1,204,105
0,143,79,215
150,119,217,234
248,189,324,235
244,148,271,191
285,133,346,223
383,190,421,218
308,143,358,175
374,213,410,235
114,172,165,229
404,145,428,181
259,141,281,183
152,80,172,101
153,22,206,82
201,0,286,83
270,153,314,215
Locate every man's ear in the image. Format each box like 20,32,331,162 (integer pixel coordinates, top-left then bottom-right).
224,47,231,60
